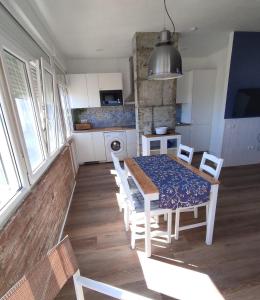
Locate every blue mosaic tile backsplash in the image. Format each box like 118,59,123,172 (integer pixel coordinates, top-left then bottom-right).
72,105,136,128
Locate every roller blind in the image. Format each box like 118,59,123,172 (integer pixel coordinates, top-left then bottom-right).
0,3,50,63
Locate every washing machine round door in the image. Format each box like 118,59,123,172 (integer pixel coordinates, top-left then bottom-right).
110,138,124,153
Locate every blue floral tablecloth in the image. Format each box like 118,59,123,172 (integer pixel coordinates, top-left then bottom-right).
133,155,211,209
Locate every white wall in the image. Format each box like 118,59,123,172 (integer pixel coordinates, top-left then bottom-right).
66,57,131,99
222,118,260,166
181,32,233,158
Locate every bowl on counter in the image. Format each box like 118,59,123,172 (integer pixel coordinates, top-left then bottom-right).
155,127,168,135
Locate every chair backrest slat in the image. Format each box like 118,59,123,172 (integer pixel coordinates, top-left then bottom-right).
111,152,125,179
199,152,224,180
177,144,194,165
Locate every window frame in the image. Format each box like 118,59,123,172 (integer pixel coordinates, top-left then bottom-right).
1,47,49,183
0,56,30,228
57,83,72,140
40,58,61,157
0,28,69,229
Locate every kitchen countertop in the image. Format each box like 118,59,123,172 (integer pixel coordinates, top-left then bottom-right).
73,126,136,133
143,130,181,138
176,122,192,126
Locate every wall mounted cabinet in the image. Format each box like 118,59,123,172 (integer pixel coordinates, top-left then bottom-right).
176,71,193,104
176,69,217,152
98,73,123,90
66,74,89,108
66,72,123,108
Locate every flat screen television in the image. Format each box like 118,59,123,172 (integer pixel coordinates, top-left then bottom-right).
232,88,260,118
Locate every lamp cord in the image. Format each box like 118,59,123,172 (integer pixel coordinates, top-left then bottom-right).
164,0,176,33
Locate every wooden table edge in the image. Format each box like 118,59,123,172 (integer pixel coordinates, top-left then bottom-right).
124,158,158,195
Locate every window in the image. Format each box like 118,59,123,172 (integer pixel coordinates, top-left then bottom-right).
3,51,45,172
29,60,46,133
0,103,22,210
56,91,65,148
42,68,57,154
58,85,72,139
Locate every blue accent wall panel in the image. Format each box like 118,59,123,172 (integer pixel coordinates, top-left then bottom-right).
225,32,260,118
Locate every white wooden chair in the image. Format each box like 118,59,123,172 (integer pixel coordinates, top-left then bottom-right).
177,144,194,165
174,152,224,240
1,236,152,300
111,152,138,213
117,162,172,249
111,152,125,212
163,144,195,222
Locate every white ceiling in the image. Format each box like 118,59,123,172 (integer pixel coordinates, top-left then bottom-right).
29,0,260,59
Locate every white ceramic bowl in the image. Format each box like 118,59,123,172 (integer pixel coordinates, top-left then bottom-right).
155,127,168,135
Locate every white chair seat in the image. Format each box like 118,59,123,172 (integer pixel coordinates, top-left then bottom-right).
132,191,160,213
174,152,224,240
127,177,139,194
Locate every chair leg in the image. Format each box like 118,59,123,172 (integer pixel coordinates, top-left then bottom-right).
119,185,125,212
154,215,159,224
164,213,167,221
124,206,130,231
194,207,198,218
167,212,172,244
175,209,180,240
206,203,209,221
131,218,136,249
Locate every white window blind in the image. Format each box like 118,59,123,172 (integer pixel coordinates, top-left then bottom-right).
0,3,50,63
3,51,45,172
43,69,57,154
29,61,46,135
58,85,72,139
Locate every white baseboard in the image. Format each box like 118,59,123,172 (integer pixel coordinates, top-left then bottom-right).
58,181,76,242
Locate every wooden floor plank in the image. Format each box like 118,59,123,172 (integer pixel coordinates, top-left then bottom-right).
56,156,260,300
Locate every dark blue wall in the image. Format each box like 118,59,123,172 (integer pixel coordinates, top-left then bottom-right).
225,32,260,118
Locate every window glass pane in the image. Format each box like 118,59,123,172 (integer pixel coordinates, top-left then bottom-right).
43,69,57,154
56,88,65,148
4,51,45,171
0,104,22,210
58,86,71,139
29,61,45,132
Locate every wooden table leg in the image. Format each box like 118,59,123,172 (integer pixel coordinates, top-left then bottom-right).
206,184,219,245
144,196,151,257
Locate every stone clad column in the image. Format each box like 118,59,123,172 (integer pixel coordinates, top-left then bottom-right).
132,32,178,155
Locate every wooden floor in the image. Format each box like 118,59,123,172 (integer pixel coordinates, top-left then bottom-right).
56,156,260,300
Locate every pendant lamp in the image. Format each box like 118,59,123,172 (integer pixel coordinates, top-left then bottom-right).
148,0,183,80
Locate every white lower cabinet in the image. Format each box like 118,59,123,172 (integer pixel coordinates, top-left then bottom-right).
92,132,106,161
175,126,191,146
126,129,137,157
190,124,211,152
73,132,95,164
73,132,106,164
73,129,137,164
176,124,211,152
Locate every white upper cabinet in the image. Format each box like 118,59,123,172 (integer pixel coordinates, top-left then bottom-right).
176,71,193,104
98,73,123,90
86,74,101,107
176,69,217,152
66,74,88,108
67,73,123,108
191,70,216,124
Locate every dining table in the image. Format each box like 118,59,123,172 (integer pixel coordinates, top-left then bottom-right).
124,154,220,257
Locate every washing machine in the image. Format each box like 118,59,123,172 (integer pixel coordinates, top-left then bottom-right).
104,131,127,162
